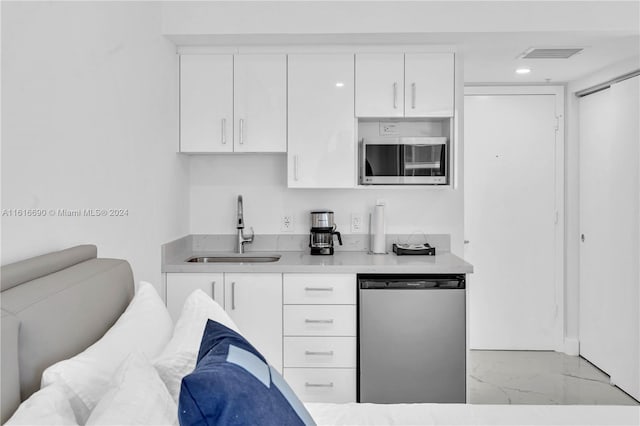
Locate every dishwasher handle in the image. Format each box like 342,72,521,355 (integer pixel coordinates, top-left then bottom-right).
359,275,465,290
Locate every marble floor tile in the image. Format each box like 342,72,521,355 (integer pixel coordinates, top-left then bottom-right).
468,350,639,405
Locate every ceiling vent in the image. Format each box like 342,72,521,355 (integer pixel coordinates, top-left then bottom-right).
519,47,584,59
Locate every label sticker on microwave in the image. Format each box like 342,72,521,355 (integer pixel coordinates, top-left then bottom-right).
379,122,400,136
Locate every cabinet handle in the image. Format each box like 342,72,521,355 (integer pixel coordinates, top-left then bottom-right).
393,82,398,109
305,382,334,388
231,282,236,310
239,119,245,145
294,155,299,181
304,319,334,324
304,287,334,292
411,82,416,109
221,118,227,144
305,350,334,356
211,281,216,300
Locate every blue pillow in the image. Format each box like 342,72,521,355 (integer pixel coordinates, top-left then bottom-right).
178,320,315,426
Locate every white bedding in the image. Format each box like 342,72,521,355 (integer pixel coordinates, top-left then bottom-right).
305,402,640,426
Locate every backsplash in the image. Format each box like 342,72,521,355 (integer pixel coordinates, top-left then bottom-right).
188,154,464,254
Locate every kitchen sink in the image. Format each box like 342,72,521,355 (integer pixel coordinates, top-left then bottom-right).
185,255,281,263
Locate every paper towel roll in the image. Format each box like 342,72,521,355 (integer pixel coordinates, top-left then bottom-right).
371,204,386,254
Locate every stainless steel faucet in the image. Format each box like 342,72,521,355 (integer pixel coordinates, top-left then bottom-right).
236,195,254,254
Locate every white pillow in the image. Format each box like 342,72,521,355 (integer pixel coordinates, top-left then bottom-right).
86,352,177,426
41,281,173,422
5,384,78,426
153,289,240,402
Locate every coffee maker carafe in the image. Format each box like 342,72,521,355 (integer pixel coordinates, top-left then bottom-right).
309,210,342,255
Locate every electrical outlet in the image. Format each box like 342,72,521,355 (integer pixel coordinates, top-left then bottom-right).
281,215,294,233
351,213,364,233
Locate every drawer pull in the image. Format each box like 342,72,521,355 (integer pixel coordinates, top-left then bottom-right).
304,350,334,356
304,319,334,324
305,382,334,388
304,287,334,292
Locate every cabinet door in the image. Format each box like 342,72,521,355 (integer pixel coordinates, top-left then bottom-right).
234,55,287,153
288,54,356,188
166,273,224,322
180,55,233,152
404,53,454,117
355,53,404,117
224,273,283,372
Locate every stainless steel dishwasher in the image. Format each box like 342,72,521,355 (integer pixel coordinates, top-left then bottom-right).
358,274,466,403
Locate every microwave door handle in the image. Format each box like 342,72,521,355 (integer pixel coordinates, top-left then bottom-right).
359,139,365,184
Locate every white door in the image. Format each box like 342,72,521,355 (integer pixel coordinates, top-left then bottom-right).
224,273,283,372
233,55,287,153
166,273,225,322
355,53,404,117
179,55,233,152
579,76,639,400
465,93,560,350
288,54,356,188
404,53,454,117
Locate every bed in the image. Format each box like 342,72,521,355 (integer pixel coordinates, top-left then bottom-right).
1,246,638,425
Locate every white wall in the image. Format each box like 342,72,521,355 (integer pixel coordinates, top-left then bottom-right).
564,55,640,353
1,2,189,292
162,1,638,35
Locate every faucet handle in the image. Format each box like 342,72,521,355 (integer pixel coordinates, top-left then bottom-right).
245,227,255,242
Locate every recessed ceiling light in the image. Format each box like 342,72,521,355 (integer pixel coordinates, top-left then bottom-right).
516,68,531,75
335,82,345,87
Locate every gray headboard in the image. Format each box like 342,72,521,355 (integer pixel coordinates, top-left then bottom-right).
0,245,135,423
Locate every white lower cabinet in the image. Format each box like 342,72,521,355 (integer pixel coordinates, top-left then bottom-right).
283,273,357,403
284,305,356,336
165,271,356,400
224,273,283,372
284,336,356,368
283,368,356,403
165,273,224,321
165,272,283,372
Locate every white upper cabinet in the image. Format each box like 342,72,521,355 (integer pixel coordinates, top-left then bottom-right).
287,54,356,188
355,53,405,118
404,53,454,117
179,54,286,153
233,55,287,152
180,55,233,153
355,53,454,117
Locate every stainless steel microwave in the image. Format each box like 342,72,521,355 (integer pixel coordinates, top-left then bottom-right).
360,137,448,185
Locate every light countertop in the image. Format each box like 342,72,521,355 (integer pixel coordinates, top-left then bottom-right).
163,250,473,274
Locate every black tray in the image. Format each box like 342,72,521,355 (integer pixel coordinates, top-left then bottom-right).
392,243,436,256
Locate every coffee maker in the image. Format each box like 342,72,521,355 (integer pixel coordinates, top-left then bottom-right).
309,210,342,255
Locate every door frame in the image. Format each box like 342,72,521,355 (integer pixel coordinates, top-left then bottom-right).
464,85,566,352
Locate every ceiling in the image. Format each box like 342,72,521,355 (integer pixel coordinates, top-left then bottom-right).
162,1,640,84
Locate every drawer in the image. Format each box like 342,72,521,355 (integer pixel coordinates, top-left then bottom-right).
284,368,356,403
284,305,356,336
283,274,356,305
284,337,356,368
